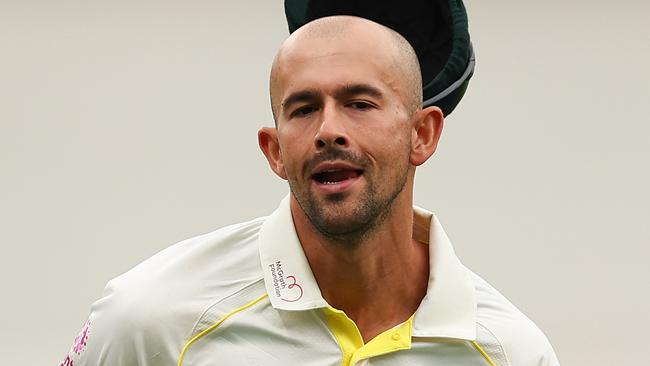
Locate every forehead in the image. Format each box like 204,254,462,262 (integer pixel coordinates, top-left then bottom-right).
274,33,402,102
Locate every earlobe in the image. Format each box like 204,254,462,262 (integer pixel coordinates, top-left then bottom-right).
410,106,444,166
258,127,288,180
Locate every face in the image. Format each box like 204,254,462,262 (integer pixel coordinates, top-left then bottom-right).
264,29,419,242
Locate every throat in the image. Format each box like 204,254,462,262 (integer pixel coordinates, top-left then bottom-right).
312,239,430,342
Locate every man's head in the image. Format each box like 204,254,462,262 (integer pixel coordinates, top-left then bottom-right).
269,16,423,122
259,16,444,244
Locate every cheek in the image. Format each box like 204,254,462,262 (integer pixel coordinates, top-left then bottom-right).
278,132,310,176
389,117,414,153
367,124,411,157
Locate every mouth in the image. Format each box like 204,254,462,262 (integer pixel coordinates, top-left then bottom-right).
310,162,364,194
312,169,363,184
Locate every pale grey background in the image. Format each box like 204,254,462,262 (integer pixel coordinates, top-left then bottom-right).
1,0,648,364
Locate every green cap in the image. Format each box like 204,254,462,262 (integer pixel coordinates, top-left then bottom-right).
285,0,475,116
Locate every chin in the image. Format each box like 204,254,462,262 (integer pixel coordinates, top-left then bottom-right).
309,201,377,240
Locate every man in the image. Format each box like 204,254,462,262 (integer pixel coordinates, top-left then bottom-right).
60,15,559,366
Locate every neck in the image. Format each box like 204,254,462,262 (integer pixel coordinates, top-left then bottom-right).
291,189,430,342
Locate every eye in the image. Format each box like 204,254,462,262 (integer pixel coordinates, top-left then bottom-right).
290,105,319,118
347,101,375,110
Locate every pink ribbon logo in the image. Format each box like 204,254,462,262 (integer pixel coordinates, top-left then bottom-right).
280,275,303,302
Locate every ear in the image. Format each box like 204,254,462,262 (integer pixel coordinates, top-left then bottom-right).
410,106,444,166
258,127,288,180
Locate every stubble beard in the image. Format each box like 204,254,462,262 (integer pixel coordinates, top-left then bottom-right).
289,148,410,248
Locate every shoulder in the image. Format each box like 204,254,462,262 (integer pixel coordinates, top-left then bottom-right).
108,216,267,305
66,217,267,365
469,269,561,366
116,216,267,290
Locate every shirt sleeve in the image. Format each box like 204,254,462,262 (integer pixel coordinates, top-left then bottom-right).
470,271,561,366
503,321,561,366
58,277,181,366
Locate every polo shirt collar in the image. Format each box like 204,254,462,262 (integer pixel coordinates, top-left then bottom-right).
258,196,477,340
258,195,328,310
411,206,477,340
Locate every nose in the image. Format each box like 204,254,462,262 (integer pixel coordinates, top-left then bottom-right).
314,106,349,149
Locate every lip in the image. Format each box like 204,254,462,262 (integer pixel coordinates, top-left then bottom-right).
310,161,364,195
312,161,362,174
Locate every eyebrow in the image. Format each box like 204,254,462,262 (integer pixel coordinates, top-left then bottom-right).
281,89,322,115
280,83,385,115
335,84,384,100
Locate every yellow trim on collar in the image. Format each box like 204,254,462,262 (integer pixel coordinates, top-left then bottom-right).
323,307,413,366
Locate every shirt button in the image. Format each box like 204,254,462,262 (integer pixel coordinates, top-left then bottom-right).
392,333,401,341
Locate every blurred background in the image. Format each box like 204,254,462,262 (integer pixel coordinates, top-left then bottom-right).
1,0,648,364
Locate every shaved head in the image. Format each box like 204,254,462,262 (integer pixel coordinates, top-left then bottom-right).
270,16,422,123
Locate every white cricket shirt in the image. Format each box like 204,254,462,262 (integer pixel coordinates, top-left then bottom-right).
60,196,560,366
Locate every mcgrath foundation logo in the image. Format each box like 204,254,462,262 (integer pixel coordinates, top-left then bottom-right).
268,261,303,302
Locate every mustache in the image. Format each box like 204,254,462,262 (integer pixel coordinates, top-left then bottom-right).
303,147,369,175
